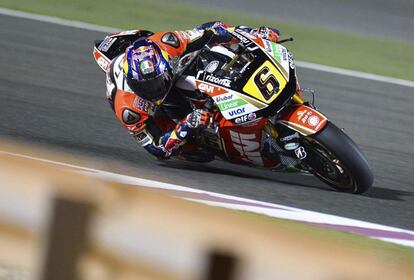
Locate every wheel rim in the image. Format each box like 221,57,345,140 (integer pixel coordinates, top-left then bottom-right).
303,138,355,191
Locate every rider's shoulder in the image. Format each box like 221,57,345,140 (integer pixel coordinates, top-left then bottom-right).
148,31,187,57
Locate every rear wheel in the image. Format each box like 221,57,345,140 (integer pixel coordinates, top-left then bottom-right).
301,122,373,194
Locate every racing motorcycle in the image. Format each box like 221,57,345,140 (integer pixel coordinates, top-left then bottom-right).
93,28,374,194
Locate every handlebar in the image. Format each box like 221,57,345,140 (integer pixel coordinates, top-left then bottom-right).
278,37,294,44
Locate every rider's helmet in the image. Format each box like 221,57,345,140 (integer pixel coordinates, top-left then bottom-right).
123,40,172,104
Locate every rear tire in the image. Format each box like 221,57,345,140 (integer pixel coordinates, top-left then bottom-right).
302,122,373,194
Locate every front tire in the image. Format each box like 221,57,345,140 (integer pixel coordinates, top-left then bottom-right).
302,122,374,194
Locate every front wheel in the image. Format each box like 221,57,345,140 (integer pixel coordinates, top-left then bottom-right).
301,122,374,194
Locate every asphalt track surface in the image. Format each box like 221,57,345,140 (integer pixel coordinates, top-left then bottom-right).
1,14,413,230
172,0,414,42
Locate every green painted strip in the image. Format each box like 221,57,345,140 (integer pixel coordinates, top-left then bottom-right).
271,42,282,63
218,98,247,111
0,0,412,81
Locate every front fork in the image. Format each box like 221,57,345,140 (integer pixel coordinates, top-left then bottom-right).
269,92,328,163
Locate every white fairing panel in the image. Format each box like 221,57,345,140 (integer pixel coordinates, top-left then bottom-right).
210,45,235,59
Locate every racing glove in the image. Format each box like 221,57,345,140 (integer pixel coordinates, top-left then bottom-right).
195,21,232,43
185,109,212,128
251,26,281,42
161,109,212,157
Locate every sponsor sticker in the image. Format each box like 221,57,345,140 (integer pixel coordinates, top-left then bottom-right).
264,40,272,53
280,132,300,142
297,110,313,124
271,42,282,63
205,74,231,87
297,110,321,127
230,130,263,165
197,81,228,96
122,109,141,124
234,112,257,124
284,142,299,150
228,107,246,117
279,45,288,61
214,93,234,103
288,53,295,69
307,115,320,127
98,37,117,52
116,30,139,36
232,30,251,44
198,83,216,94
161,32,180,48
97,56,110,72
134,129,152,146
216,92,261,120
133,96,153,112
217,98,247,111
294,146,307,159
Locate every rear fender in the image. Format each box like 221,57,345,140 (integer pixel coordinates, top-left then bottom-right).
277,105,328,136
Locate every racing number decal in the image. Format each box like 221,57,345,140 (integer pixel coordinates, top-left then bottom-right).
243,60,287,104
253,66,279,101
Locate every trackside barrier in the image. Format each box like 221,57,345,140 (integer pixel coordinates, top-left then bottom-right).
0,141,413,280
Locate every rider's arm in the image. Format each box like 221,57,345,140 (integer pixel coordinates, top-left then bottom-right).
133,110,211,159
149,21,232,58
105,57,182,159
108,88,174,159
107,67,211,159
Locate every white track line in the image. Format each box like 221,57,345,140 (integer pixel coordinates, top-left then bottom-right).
296,61,414,88
2,150,414,248
0,8,120,33
1,7,413,88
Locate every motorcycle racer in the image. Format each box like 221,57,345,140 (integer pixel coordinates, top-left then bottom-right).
105,22,282,159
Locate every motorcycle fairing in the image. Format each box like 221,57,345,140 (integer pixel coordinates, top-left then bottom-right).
230,29,297,108
277,105,328,136
195,29,297,124
260,39,291,80
229,29,291,84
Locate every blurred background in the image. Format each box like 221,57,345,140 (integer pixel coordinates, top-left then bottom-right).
1,0,412,78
